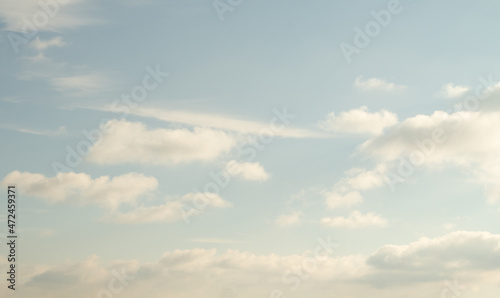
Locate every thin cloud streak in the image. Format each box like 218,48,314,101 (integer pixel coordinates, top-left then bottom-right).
90,105,328,138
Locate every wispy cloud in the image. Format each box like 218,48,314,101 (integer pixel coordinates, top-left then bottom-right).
274,211,303,227
31,36,66,50
107,193,232,224
50,73,112,95
0,0,98,33
92,105,326,138
354,76,406,92
435,83,469,99
4,125,68,136
321,211,388,228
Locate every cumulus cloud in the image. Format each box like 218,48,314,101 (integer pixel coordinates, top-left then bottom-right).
107,192,232,224
226,160,270,181
436,83,469,99
359,109,500,203
87,120,237,165
319,83,500,208
342,167,387,191
359,110,492,164
274,211,303,227
26,255,109,287
1,171,158,210
22,247,365,298
368,231,500,271
354,76,406,92
319,106,398,135
18,231,500,297
320,165,388,210
321,211,388,228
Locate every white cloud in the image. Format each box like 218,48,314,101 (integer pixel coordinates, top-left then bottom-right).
25,254,125,290
368,231,500,271
319,106,398,135
1,171,158,210
87,119,237,165
319,165,388,211
436,83,469,99
50,74,112,95
321,211,388,228
107,201,186,224
7,125,67,136
0,0,97,33
107,193,232,224
324,191,362,209
343,166,387,190
274,211,303,227
92,105,326,138
31,36,65,50
13,231,500,297
22,248,366,298
354,76,406,92
358,109,500,203
226,160,270,181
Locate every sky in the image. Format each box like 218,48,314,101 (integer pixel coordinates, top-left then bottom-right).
1,0,500,297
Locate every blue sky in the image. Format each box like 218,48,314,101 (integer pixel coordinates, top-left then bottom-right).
1,0,500,297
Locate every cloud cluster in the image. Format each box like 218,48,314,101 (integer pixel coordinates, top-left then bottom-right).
108,192,232,224
87,120,237,165
0,170,233,223
359,109,500,203
319,106,398,135
14,231,500,298
1,171,158,210
368,231,500,271
319,165,389,227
